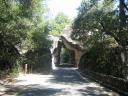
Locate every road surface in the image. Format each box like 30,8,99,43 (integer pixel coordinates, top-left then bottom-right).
1,68,120,96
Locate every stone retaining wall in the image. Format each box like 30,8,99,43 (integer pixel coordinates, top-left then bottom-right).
80,69,128,95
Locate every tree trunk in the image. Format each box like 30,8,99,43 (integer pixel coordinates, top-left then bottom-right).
119,0,128,79
120,46,128,79
119,0,126,28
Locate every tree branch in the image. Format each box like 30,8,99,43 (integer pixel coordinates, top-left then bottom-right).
123,1,128,11
100,22,120,44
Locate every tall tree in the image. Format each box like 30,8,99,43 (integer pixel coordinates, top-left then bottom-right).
47,12,71,36
72,0,128,79
0,0,51,76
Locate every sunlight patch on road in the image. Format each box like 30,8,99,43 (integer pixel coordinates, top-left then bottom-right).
11,69,119,96
14,74,54,85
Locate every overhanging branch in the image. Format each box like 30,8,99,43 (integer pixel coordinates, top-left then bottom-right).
100,22,120,44
123,1,128,11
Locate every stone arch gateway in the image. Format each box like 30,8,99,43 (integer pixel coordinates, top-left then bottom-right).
52,26,85,67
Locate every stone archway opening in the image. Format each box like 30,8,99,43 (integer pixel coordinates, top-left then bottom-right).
59,42,76,67
51,26,85,69
52,38,83,68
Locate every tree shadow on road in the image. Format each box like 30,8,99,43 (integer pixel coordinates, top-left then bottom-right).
77,86,115,96
48,68,89,84
47,69,119,96
3,84,62,96
2,68,120,96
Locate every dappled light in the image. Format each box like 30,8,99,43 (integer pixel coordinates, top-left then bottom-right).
0,0,128,95
2,68,119,96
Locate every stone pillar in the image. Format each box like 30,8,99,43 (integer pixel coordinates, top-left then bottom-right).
69,50,76,66
56,41,62,66
75,50,82,67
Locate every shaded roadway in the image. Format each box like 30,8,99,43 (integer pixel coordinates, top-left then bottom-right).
1,68,120,96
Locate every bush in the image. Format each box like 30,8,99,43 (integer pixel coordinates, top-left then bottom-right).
24,48,52,74
0,43,20,78
79,42,123,78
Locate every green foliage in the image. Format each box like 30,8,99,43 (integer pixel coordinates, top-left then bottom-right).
0,0,26,77
61,48,70,63
72,0,128,78
47,12,71,37
72,0,128,46
25,48,52,73
79,42,123,77
0,0,52,76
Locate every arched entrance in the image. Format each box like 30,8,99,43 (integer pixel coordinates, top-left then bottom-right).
52,36,83,68
51,26,84,68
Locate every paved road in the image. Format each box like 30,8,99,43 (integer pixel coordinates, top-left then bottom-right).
1,68,120,96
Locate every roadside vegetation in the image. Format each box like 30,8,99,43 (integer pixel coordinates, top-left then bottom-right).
47,12,71,37
0,0,71,78
72,0,128,79
0,0,128,81
0,0,51,78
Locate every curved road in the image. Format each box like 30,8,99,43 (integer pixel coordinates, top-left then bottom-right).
2,68,120,96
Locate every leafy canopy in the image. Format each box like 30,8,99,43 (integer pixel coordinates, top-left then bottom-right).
47,12,71,37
